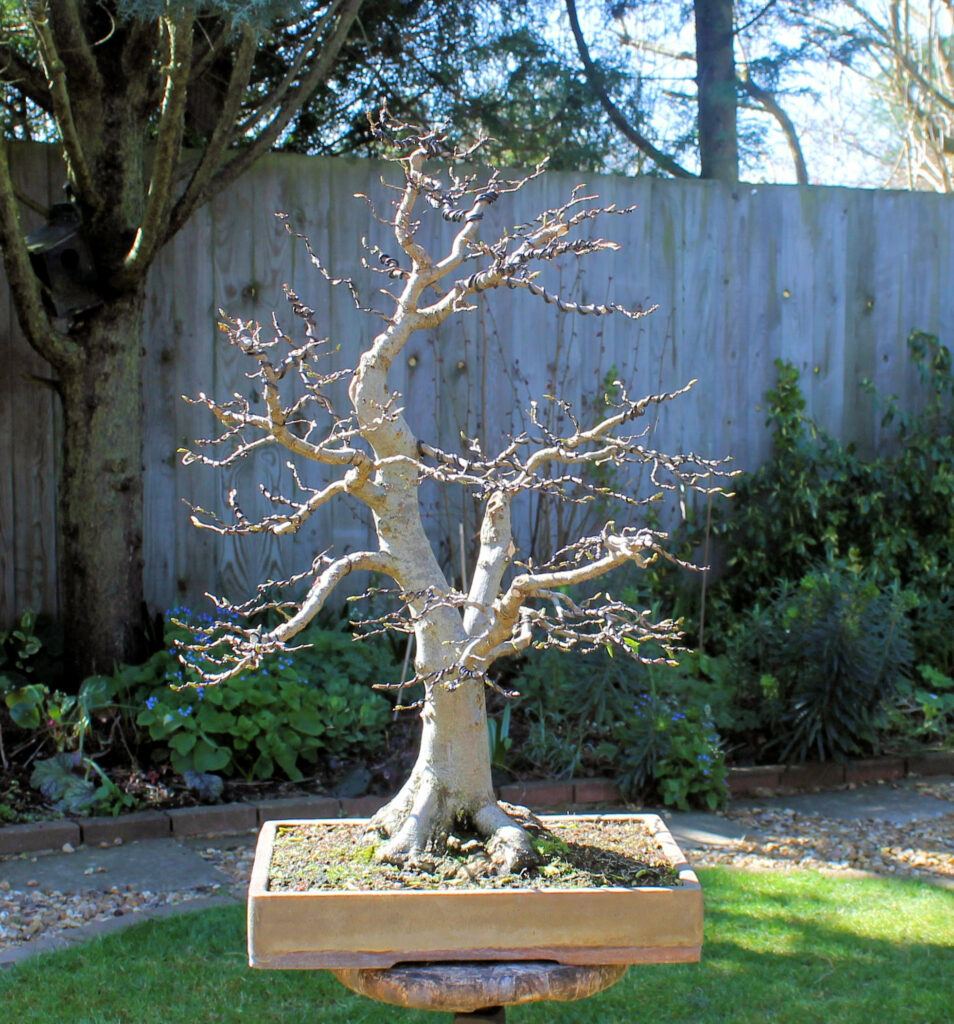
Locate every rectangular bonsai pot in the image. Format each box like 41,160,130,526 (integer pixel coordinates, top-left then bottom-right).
248,813,703,969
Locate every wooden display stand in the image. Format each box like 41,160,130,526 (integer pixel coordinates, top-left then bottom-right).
332,960,630,1021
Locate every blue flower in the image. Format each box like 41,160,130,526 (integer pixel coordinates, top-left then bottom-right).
178,706,193,717
145,696,158,710
671,712,687,722
196,686,206,701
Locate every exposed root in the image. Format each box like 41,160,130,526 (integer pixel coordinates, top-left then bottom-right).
365,786,542,876
475,801,541,874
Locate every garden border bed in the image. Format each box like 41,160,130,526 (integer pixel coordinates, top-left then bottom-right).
2,752,952,856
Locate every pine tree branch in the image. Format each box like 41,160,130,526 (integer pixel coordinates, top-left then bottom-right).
121,7,194,282
565,0,696,179
0,43,52,112
29,5,100,210
184,0,363,218
0,140,81,371
739,75,808,184
46,0,99,86
166,26,257,240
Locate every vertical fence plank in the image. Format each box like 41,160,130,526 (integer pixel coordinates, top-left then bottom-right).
4,145,58,621
3,147,953,622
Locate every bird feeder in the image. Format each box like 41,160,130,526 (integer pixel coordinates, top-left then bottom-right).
25,202,102,318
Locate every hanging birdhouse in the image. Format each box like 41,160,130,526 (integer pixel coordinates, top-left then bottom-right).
25,202,102,319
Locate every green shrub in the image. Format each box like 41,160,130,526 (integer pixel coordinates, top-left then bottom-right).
133,611,396,781
705,333,954,678
507,647,641,779
725,565,916,762
504,647,727,809
613,687,727,810
887,665,954,748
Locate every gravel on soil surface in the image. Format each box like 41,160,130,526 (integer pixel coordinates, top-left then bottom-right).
2,779,952,955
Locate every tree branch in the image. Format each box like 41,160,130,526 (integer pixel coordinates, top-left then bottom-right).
467,528,661,668
739,75,808,184
29,5,100,209
46,0,99,85
0,140,80,371
182,550,396,683
565,0,696,178
121,7,194,283
463,492,515,637
166,26,257,240
0,43,52,112
192,0,363,212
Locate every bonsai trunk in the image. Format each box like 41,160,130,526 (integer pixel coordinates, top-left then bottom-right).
58,291,146,681
370,668,538,874
357,443,536,875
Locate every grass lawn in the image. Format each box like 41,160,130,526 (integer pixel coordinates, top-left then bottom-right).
2,868,952,1024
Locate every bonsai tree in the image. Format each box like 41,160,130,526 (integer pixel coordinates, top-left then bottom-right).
180,113,729,874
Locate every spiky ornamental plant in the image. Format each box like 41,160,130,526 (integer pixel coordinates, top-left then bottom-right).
179,112,731,874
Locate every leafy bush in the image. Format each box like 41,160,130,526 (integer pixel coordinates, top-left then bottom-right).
613,688,726,810
887,665,954,748
503,647,727,809
506,647,641,779
29,751,137,816
725,565,916,762
705,333,954,677
133,612,396,781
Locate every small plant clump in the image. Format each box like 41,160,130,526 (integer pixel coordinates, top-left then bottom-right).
267,817,680,892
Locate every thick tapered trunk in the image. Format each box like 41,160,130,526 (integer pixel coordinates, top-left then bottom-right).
367,496,536,872
351,330,537,871
58,291,146,681
694,0,739,182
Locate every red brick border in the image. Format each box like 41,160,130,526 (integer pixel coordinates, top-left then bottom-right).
727,766,783,796
167,802,257,837
573,778,622,804
0,819,80,855
906,751,954,776
498,780,575,807
846,758,905,785
257,796,340,824
780,762,847,790
79,810,171,845
1,753,951,855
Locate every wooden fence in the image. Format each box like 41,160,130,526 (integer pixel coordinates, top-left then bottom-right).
2,144,952,624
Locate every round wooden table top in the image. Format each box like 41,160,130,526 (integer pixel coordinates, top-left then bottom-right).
331,960,629,1013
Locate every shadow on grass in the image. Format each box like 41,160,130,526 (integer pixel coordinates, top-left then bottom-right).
2,869,952,1024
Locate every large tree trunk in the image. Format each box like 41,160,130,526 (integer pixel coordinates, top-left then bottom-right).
58,291,146,681
694,0,739,182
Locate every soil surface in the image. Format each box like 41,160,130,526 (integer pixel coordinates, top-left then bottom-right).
267,817,680,891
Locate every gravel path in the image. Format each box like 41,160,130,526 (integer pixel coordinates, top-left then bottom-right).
2,779,953,958
702,780,954,883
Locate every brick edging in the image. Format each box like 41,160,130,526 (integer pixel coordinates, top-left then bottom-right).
2,752,952,856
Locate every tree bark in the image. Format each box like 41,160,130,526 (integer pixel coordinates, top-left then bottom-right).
58,292,146,679
694,0,739,182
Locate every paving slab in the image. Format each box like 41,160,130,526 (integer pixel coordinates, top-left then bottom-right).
663,812,754,848
0,838,227,893
738,780,954,825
